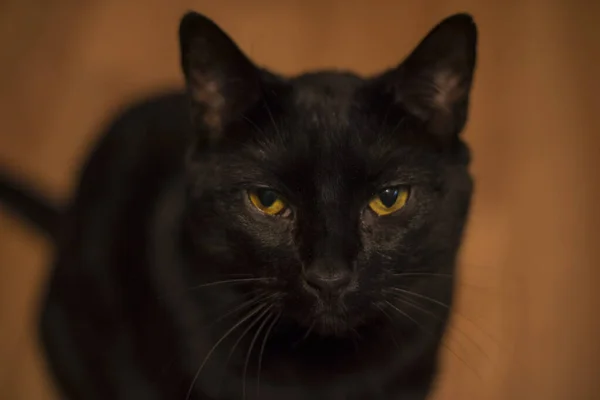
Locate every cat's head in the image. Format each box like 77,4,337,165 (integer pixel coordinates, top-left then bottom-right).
179,12,477,338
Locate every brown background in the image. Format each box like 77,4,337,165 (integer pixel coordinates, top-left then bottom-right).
0,1,598,399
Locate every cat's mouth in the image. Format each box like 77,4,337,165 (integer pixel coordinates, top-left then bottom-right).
282,286,367,337
312,311,351,336
283,294,355,336
308,297,361,336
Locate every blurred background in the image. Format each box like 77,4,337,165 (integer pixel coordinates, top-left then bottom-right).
0,1,598,399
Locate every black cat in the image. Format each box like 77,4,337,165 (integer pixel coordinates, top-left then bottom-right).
0,11,477,400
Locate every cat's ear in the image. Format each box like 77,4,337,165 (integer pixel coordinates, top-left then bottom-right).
388,13,477,140
179,12,261,136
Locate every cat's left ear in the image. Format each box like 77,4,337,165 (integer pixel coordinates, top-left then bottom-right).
387,13,477,140
179,12,261,137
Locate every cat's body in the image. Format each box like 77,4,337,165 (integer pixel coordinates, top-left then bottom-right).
0,12,477,400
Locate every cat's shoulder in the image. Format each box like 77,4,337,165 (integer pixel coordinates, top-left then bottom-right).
52,90,192,255
69,91,191,206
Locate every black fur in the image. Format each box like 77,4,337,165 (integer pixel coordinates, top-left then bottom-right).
0,11,477,400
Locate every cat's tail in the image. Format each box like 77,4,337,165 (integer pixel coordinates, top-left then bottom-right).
0,170,62,239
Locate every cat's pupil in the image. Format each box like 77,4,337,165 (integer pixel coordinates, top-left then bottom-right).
379,188,399,208
257,189,278,207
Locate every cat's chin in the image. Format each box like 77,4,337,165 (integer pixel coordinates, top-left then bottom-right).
284,294,368,338
308,309,363,337
310,315,349,337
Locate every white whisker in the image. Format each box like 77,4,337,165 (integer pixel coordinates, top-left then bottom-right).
243,308,275,399
384,300,427,333
389,287,449,308
188,277,274,291
392,272,453,278
256,311,281,399
211,292,275,326
185,302,271,400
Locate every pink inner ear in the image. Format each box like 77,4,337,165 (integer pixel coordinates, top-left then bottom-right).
431,69,465,113
190,71,226,130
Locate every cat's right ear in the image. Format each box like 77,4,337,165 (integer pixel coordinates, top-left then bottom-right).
179,12,261,138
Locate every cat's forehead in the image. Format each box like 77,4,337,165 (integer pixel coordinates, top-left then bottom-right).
237,71,392,178
289,71,364,129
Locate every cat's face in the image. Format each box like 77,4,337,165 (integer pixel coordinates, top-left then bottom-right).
180,13,476,338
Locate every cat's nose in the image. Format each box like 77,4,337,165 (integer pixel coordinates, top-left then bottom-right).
303,265,352,295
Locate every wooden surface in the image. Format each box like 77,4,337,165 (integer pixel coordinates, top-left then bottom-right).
0,1,598,399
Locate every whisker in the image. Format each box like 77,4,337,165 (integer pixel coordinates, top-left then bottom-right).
389,287,450,309
384,299,481,379
390,293,440,320
214,297,277,398
375,302,394,323
384,300,425,330
227,304,274,363
293,320,316,348
156,275,262,301
242,115,267,135
221,273,255,278
185,302,271,400
392,272,490,290
392,272,453,278
374,303,401,349
390,293,495,366
187,277,274,291
211,292,274,327
225,298,278,362
390,116,407,135
263,99,281,137
256,311,281,399
390,287,503,349
243,308,275,400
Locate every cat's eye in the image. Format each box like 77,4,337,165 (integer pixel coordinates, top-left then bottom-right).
368,186,409,216
248,188,287,216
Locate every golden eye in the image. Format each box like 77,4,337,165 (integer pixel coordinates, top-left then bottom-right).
248,188,287,215
368,187,409,216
